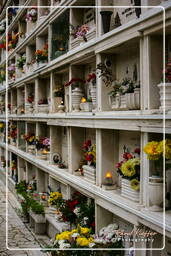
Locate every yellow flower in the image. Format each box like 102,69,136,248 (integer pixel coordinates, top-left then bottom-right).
0,122,4,128
80,227,90,235
143,141,161,160
56,231,71,241
157,140,171,160
121,158,140,177
71,229,78,234
76,237,93,247
130,179,140,191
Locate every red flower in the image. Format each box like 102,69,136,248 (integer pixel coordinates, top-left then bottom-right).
67,199,78,210
87,73,96,82
64,78,85,87
86,154,93,161
134,148,140,154
123,152,133,160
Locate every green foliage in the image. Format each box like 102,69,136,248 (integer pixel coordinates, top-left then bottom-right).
16,55,26,69
15,180,27,197
30,199,44,214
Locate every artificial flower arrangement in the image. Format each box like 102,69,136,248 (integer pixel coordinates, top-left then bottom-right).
48,192,63,209
83,140,96,167
35,137,50,152
8,33,19,50
16,54,26,71
0,19,6,35
51,191,95,231
64,77,85,88
23,133,37,145
27,93,34,104
8,63,16,81
9,124,17,143
47,223,123,254
70,24,89,42
115,147,140,191
144,139,171,173
35,44,48,63
25,7,37,22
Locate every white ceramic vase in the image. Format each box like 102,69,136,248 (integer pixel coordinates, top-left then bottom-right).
148,176,163,212
121,178,139,202
126,88,140,110
158,83,171,110
72,88,83,112
90,86,97,109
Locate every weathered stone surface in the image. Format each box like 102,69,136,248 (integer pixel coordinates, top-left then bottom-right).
0,180,47,256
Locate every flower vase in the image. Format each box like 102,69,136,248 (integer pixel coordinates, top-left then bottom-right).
87,161,92,166
121,178,139,202
148,176,163,212
100,11,113,34
72,88,83,112
126,88,140,110
90,85,97,110
158,83,171,110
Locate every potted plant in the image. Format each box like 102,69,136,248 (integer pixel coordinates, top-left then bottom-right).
158,59,171,110
16,54,26,78
29,199,46,234
116,147,140,202
144,140,171,211
100,11,113,34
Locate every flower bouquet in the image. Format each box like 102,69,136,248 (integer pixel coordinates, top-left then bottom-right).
70,24,89,42
35,44,48,63
116,147,140,201
16,54,26,70
83,140,96,167
47,223,123,254
25,8,37,22
82,140,96,184
48,192,63,211
36,137,50,160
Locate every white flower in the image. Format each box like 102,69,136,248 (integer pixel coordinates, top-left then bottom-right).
83,217,89,224
106,233,114,240
71,233,80,238
58,240,66,245
73,207,80,216
89,243,96,248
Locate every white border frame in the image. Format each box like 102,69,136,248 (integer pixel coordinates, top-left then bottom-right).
5,4,166,252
